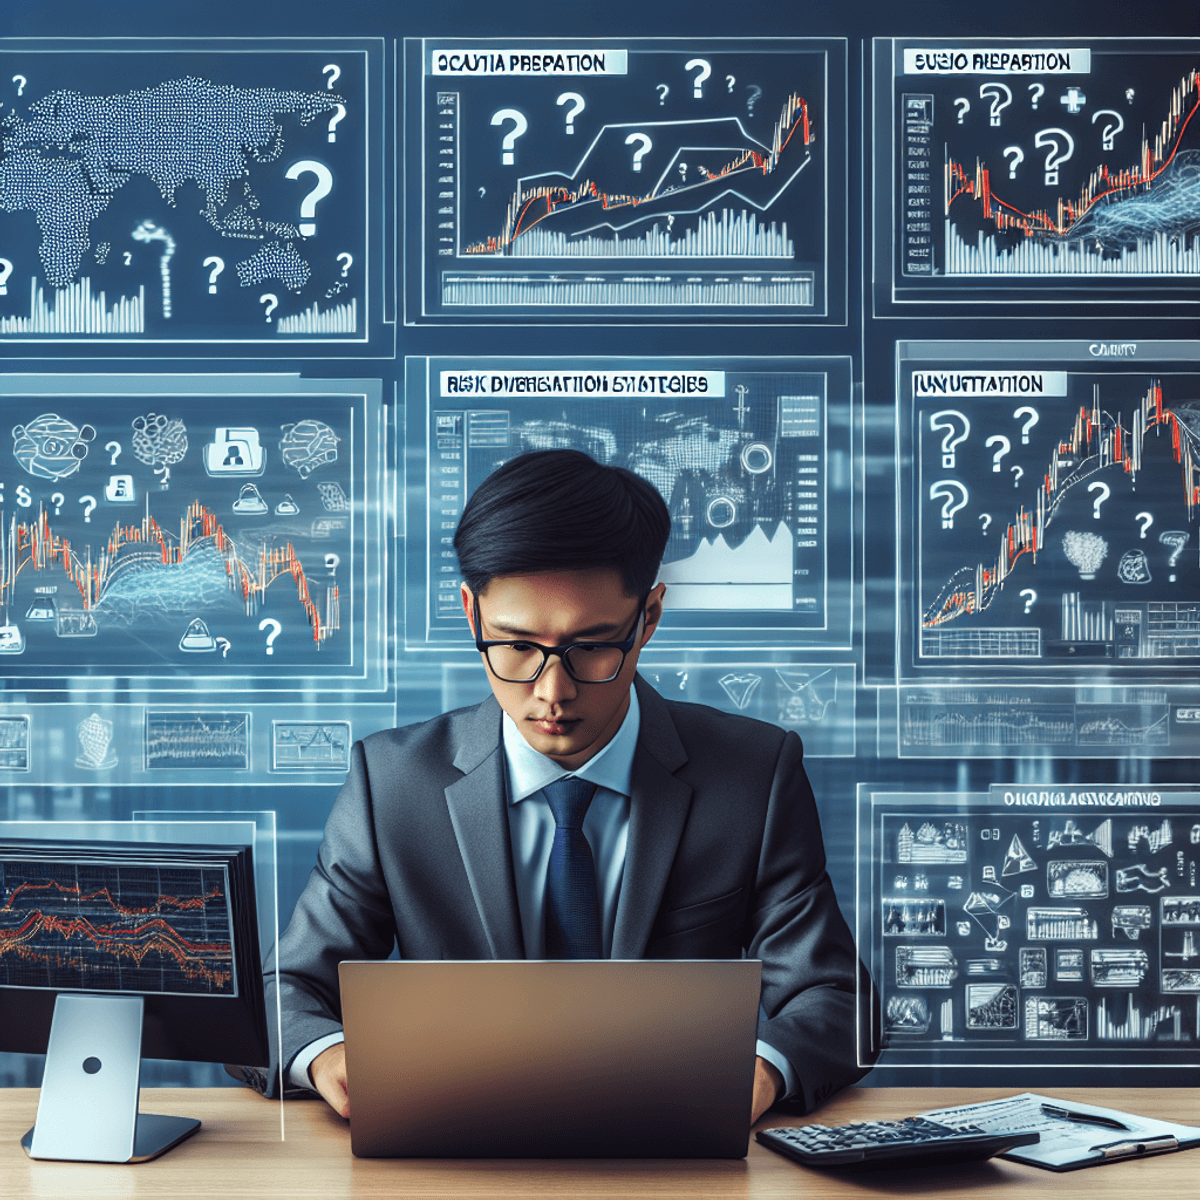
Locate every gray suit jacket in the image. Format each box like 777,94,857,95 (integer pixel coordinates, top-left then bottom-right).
260,675,870,1111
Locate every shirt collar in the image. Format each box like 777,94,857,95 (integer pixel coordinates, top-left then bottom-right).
501,684,641,804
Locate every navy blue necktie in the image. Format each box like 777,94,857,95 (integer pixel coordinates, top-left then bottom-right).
543,777,601,959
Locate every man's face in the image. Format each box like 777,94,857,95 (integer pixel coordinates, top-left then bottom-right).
462,568,664,770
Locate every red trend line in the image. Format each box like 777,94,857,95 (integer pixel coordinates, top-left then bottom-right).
3,877,224,915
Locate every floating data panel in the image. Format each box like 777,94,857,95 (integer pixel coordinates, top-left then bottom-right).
0,375,385,692
897,341,1200,684
859,784,1200,1069
405,357,853,650
404,38,844,323
874,38,1200,313
0,39,386,350
441,660,856,757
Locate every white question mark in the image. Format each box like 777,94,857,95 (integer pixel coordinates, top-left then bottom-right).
1158,530,1189,581
1003,146,1024,179
1136,511,1154,538
79,495,96,522
656,84,669,106
1029,83,1045,109
478,186,485,198
490,108,528,165
1020,588,1037,613
123,251,132,265
258,617,282,654
726,75,736,92
260,293,279,322
985,434,1011,472
929,410,970,468
929,480,969,529
979,82,1012,126
979,513,992,535
325,553,340,576
327,104,346,142
1091,108,1124,152
1013,406,1039,444
11,75,25,97
285,160,333,235
51,492,64,515
1034,128,1074,185
203,255,224,293
746,85,762,115
0,258,12,295
685,58,711,98
953,97,970,124
1011,464,1024,487
1088,480,1111,518
337,252,353,276
215,637,231,658
625,132,653,172
322,64,341,89
105,440,121,465
556,92,585,134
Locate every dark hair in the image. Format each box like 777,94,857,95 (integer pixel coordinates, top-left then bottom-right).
454,449,670,597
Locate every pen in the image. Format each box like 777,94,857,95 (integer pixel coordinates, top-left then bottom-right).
1041,1103,1130,1131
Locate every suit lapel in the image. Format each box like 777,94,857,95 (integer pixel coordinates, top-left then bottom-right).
444,697,525,960
612,677,693,959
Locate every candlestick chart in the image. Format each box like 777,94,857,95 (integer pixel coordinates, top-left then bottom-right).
0,857,235,995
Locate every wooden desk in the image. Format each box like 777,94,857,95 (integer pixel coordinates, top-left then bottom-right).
1,1086,1197,1197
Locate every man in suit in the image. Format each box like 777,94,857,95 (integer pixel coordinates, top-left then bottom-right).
269,448,870,1121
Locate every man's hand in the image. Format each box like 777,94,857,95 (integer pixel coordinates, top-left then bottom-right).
751,1055,784,1124
310,1043,350,1118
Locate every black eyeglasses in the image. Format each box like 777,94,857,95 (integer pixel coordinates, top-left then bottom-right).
473,594,646,684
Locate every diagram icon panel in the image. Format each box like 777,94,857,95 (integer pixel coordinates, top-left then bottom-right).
406,38,843,322
0,39,383,347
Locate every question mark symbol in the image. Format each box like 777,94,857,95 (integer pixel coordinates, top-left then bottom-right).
625,132,653,172
0,258,11,296
1091,108,1125,152
322,64,341,89
1020,588,1037,613
325,553,340,576
285,160,334,236
260,293,279,322
930,410,970,468
123,252,132,265
726,74,736,92
1034,128,1074,185
51,492,64,515
1013,406,1039,444
556,92,585,135
979,82,1012,126
979,513,992,535
1088,480,1111,518
203,256,225,294
490,108,528,165
746,85,762,115
105,440,121,465
215,637,231,658
656,83,669,106
1003,146,1024,179
985,434,1011,472
929,480,969,529
1029,83,1045,109
337,252,353,277
1011,465,1024,487
11,75,26,97
684,58,711,98
327,104,346,143
79,495,96,523
259,618,282,655
954,97,970,124
1158,530,1189,581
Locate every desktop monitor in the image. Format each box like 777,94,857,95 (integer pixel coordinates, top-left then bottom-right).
0,834,269,1163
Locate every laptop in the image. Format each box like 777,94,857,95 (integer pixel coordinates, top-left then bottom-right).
339,959,762,1158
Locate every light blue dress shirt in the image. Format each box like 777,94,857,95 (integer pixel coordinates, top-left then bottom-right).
291,685,798,1099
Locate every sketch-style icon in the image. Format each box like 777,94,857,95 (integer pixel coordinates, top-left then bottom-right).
132,412,188,487
965,958,1005,976
1097,994,1186,1041
272,720,351,771
1062,530,1108,579
1018,947,1047,988
232,483,268,514
1026,906,1098,940
1162,897,1200,924
884,995,932,1036
965,983,1018,1030
203,426,266,476
105,473,137,503
144,711,249,770
55,609,98,638
1129,818,1173,854
776,668,837,724
1047,817,1113,857
962,886,1014,941
897,820,969,864
1164,930,1200,963
1001,833,1036,876
895,946,958,987
914,873,929,891
0,715,30,770
0,621,25,654
1117,548,1152,584
280,419,339,478
1163,967,1200,993
883,898,945,937
1112,904,1152,939
310,517,347,537
1024,995,1088,1040
25,590,57,621
12,413,96,480
179,618,218,652
1090,947,1149,987
1116,863,1171,894
317,481,350,512
274,494,300,516
76,712,117,769
1054,948,1084,982
1047,860,1108,899
718,672,761,710
948,875,964,890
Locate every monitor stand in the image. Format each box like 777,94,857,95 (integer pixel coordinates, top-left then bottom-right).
21,993,201,1164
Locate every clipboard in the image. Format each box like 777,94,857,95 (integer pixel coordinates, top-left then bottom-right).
920,1092,1200,1172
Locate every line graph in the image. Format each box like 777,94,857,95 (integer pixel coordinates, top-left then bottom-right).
0,858,235,995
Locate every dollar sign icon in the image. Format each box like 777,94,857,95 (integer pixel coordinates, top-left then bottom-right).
15,485,31,507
